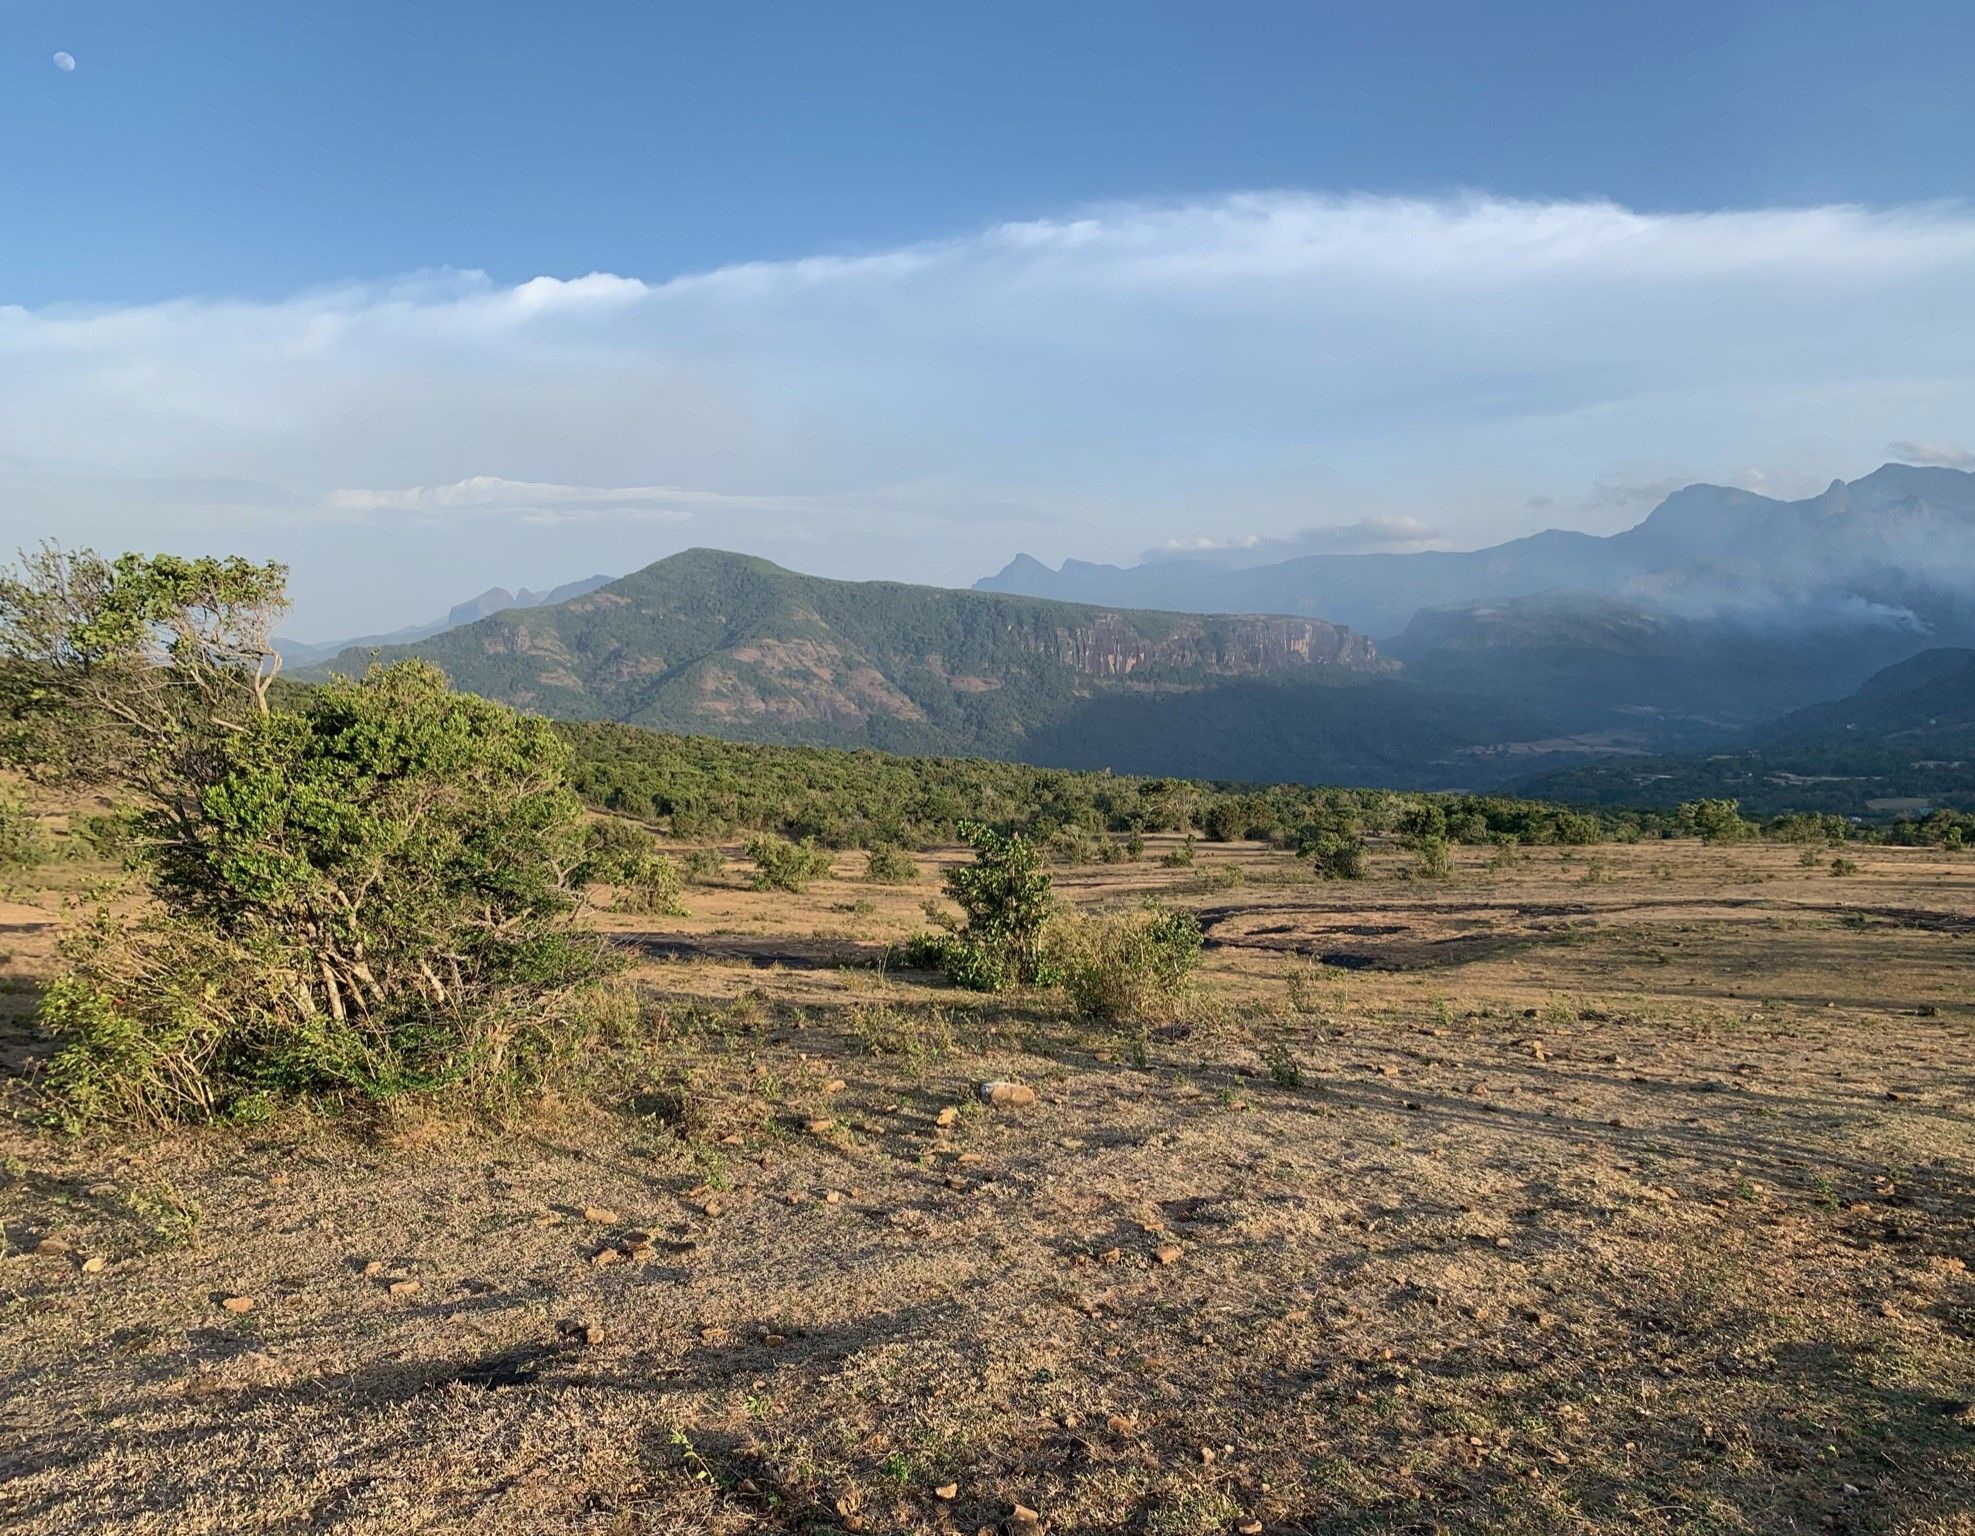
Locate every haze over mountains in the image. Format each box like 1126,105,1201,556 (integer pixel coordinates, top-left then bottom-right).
980,464,1975,644
302,463,1975,813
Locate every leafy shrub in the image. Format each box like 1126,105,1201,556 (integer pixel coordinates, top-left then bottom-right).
1159,833,1198,869
579,819,686,915
902,822,1055,992
1830,856,1860,877
862,843,919,884
1193,860,1244,891
73,807,143,865
0,789,47,872
1412,834,1452,879
1307,831,1366,880
580,817,656,882
1050,903,1203,1022
680,846,726,885
615,854,686,915
1681,798,1752,844
745,834,834,892
37,661,624,1126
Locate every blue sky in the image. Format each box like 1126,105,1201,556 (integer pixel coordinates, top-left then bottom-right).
5,1,1975,634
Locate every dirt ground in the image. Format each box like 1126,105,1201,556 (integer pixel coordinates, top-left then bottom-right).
2,833,1972,1534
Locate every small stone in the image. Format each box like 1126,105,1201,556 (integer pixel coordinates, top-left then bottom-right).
1154,1244,1183,1265
80,1255,106,1274
807,1118,835,1135
823,1078,846,1094
825,1190,844,1204
220,1295,255,1314
591,1246,624,1268
1106,1414,1136,1435
936,1106,960,1128
32,1237,71,1257
582,1205,620,1224
1199,1446,1216,1465
935,1483,959,1501
267,1172,291,1188
980,1080,1037,1109
701,1198,725,1218
361,1259,385,1277
387,1279,421,1296
1008,1506,1042,1530
1239,1523,1263,1535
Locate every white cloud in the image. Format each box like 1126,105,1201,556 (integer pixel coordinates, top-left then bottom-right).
4,192,1975,630
1148,514,1447,565
1887,440,1975,470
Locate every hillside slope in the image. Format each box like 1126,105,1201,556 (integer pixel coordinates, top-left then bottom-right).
1517,648,1975,816
322,549,1414,774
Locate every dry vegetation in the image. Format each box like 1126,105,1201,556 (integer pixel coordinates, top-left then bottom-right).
3,827,1972,1535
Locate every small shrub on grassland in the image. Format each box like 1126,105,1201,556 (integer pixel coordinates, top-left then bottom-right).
579,818,685,915
862,843,919,884
680,846,726,885
1049,903,1204,1022
745,834,834,893
0,789,47,872
898,822,1056,992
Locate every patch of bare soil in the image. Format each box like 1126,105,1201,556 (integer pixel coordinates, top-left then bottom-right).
2,838,1972,1534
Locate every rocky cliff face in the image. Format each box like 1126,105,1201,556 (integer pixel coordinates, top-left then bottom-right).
1046,615,1383,677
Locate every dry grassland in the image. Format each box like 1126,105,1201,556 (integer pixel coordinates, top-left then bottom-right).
2,833,1971,1534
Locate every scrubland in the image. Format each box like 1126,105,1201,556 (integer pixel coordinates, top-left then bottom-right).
3,830,1971,1535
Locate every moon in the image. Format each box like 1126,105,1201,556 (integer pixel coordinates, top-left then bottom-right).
53,51,76,72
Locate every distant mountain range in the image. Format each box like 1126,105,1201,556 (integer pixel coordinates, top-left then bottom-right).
297,465,1975,812
276,574,613,668
979,463,1975,644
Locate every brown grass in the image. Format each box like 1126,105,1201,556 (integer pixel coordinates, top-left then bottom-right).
2,831,1972,1534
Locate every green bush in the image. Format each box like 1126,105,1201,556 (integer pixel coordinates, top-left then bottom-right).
902,822,1055,992
0,789,47,872
37,660,622,1125
73,807,143,865
1159,833,1198,869
1412,834,1452,879
862,843,919,884
579,818,686,915
1306,831,1366,880
745,834,834,892
680,846,726,885
1680,798,1752,844
1051,903,1203,1021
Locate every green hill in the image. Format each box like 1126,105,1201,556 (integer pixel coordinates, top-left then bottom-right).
1516,648,1975,817
320,548,1408,773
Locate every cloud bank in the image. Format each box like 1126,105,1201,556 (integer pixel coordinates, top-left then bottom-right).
4,193,1975,630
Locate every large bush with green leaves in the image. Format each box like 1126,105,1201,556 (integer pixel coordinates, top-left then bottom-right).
1,547,622,1125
